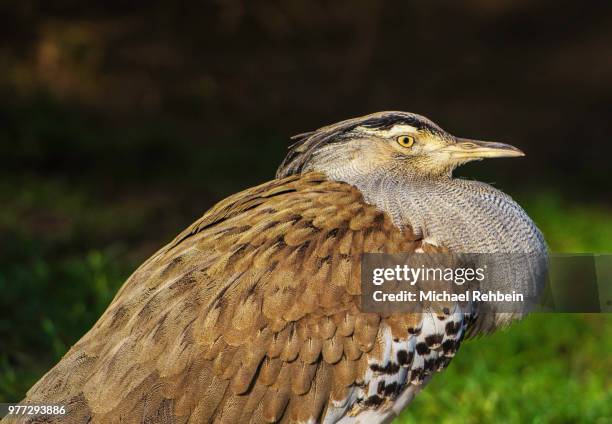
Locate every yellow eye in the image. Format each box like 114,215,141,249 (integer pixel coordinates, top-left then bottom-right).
397,135,415,148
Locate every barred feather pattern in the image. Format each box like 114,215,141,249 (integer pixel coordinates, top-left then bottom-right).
7,172,477,424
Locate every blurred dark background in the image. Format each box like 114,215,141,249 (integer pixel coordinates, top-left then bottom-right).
1,1,611,422
2,0,612,194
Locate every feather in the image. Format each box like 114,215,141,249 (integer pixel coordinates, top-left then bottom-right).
322,335,344,364
11,172,477,424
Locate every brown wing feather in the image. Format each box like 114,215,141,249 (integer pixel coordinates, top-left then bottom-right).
11,172,436,424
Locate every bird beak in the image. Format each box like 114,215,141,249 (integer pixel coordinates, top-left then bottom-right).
439,137,525,159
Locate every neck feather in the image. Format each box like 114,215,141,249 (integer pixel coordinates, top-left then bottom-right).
310,164,549,331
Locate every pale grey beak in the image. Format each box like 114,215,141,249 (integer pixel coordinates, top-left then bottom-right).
439,137,525,159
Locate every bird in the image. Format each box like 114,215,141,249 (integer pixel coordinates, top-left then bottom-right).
9,111,547,424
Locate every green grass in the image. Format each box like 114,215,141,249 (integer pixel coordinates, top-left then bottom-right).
520,192,612,253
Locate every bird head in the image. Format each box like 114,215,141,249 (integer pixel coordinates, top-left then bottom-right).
277,111,524,179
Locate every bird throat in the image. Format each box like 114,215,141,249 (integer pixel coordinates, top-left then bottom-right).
322,165,545,254
318,165,548,329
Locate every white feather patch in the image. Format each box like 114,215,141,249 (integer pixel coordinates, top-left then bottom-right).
356,124,419,138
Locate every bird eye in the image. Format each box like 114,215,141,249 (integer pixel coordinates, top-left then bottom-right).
397,135,415,148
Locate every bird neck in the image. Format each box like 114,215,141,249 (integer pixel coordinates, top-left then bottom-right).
316,165,548,332
318,164,544,253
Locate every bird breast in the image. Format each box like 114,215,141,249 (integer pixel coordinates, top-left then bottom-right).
340,170,548,323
